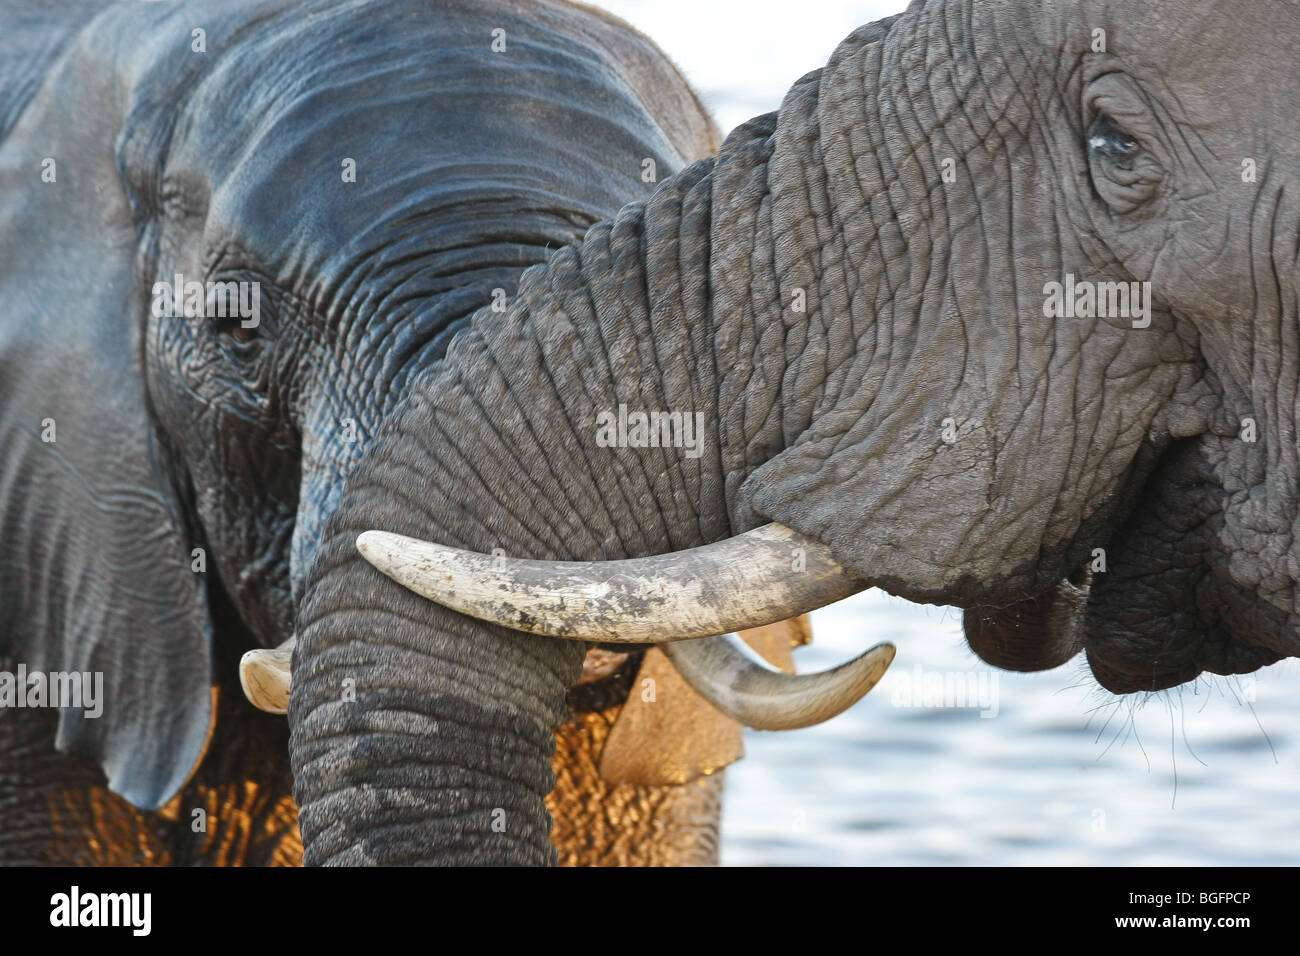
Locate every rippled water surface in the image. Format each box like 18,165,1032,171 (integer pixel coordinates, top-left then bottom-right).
729,592,1299,865
591,0,1300,865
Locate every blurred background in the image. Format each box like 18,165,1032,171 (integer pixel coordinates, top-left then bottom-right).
590,0,1300,866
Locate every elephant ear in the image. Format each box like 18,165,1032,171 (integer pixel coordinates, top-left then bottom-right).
0,25,213,809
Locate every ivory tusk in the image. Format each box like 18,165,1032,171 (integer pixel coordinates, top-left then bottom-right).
240,635,296,714
664,634,895,730
355,523,865,643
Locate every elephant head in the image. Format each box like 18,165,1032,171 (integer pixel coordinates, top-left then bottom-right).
0,0,729,817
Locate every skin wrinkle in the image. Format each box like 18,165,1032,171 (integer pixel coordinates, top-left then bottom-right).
460,298,631,551
299,632,574,759
290,603,558,714
711,115,782,481
801,37,900,454
294,655,560,754
301,730,547,793
549,236,657,554
795,139,851,397
669,174,717,490
979,60,1023,528
623,172,721,543
1263,182,1289,482
769,87,825,443
656,181,714,540
582,208,680,547
321,210,556,326
1045,151,1144,538
744,185,780,456
433,418,577,561
776,143,827,445
448,337,596,555
527,253,643,552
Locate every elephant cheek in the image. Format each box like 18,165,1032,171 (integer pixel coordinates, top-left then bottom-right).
962,575,1088,672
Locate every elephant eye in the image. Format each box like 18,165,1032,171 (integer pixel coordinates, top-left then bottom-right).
203,283,266,352
1088,114,1141,167
207,313,261,357
220,317,259,344
1086,112,1163,214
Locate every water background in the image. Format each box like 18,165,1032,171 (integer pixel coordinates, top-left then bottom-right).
592,0,1300,865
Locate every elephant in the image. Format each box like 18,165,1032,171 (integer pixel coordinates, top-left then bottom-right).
3,0,1299,866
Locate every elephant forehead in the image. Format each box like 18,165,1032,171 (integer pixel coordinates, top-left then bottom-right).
120,0,713,274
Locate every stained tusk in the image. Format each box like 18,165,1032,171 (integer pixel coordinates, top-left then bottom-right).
355,523,865,643
664,634,895,730
240,635,296,714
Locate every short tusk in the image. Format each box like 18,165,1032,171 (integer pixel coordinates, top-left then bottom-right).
355,523,865,643
664,634,895,731
240,635,296,714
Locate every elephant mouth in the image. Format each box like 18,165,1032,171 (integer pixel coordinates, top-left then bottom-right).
966,434,1300,694
1085,628,1287,694
1082,588,1292,694
1083,644,1202,694
964,566,1289,694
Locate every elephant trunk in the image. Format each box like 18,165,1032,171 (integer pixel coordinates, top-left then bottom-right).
289,540,581,864
288,149,741,862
